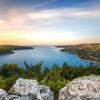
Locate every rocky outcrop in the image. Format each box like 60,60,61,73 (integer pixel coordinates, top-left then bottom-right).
0,89,9,100
59,76,100,100
0,78,53,100
40,85,53,100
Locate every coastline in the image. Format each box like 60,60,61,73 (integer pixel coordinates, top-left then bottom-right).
76,54,100,65
0,47,33,55
0,52,14,55
59,49,100,65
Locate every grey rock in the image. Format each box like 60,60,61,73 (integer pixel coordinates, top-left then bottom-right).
0,78,53,100
9,78,40,97
40,85,53,100
59,76,100,100
0,89,9,100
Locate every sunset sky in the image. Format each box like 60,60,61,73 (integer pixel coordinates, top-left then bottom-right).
0,0,100,45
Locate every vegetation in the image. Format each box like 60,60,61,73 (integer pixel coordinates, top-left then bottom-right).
60,43,100,63
0,62,100,99
0,45,33,54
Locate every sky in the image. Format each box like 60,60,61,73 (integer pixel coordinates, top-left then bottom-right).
0,0,100,45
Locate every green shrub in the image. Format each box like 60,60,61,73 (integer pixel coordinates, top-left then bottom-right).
0,76,7,89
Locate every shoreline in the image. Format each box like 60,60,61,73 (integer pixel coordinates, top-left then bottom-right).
59,49,100,65
76,54,100,65
0,48,33,55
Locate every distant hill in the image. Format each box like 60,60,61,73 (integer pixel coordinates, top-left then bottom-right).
0,45,33,54
60,43,100,63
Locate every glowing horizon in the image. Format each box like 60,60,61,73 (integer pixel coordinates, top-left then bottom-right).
0,0,100,45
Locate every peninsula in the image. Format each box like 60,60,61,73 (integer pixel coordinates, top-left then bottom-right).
58,43,100,63
0,45,33,54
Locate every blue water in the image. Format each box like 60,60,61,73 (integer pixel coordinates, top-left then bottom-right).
0,46,99,67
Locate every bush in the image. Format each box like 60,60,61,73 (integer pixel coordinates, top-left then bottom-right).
0,76,7,89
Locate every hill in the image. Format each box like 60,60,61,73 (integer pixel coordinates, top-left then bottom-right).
0,45,33,54
60,43,100,63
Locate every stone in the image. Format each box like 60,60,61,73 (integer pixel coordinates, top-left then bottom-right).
0,89,9,100
40,85,53,100
59,76,100,100
9,78,40,96
0,78,53,100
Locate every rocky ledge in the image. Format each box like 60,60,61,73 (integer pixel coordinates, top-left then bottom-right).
0,78,53,100
1,76,100,100
59,76,100,100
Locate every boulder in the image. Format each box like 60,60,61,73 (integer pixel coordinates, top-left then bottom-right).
40,85,53,100
0,78,53,100
9,78,40,96
59,76,100,100
0,89,9,100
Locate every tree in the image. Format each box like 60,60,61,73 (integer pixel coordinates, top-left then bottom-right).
0,64,18,77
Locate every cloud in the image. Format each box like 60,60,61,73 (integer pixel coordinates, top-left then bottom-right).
0,0,100,45
26,6,100,21
0,4,100,28
0,4,100,32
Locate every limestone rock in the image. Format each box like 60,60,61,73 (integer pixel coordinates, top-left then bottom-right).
59,76,100,100
0,89,9,100
40,85,53,100
0,78,53,100
9,78,40,96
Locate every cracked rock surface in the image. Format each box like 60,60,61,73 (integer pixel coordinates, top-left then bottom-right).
59,76,100,100
0,78,53,100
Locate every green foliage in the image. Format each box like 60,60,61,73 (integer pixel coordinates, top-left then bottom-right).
24,61,43,80
0,64,19,77
40,73,69,99
5,76,19,91
0,76,7,89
